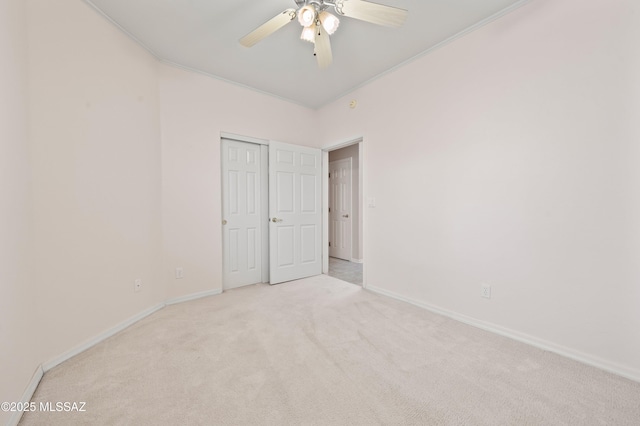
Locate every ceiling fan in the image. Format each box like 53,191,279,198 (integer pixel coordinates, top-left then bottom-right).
239,0,408,69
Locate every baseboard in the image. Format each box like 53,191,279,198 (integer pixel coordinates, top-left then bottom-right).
165,288,222,306
350,258,363,264
7,365,44,426
366,285,640,383
42,288,224,372
41,303,165,372
8,287,225,426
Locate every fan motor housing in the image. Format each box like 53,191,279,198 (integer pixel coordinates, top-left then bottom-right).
296,0,333,10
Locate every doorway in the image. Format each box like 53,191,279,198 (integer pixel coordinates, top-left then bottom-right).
325,142,363,286
329,158,352,260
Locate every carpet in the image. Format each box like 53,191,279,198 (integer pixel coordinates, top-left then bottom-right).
20,275,640,425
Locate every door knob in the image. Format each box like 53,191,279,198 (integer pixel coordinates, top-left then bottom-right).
272,218,283,223
222,219,227,225
342,214,349,218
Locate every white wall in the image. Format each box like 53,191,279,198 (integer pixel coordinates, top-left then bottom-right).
159,64,319,299
0,1,37,423
319,0,640,378
27,0,164,364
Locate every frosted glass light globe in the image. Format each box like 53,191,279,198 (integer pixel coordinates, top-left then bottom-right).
319,11,340,35
298,6,316,27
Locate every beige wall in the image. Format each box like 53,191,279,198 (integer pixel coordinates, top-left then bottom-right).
319,0,640,378
0,1,36,423
27,0,165,363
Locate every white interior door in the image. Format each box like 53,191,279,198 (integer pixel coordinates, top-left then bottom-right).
269,141,322,284
222,139,262,289
329,158,352,260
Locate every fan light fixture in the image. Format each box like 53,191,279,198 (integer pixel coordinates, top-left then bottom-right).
297,5,317,27
239,0,408,69
300,26,316,43
319,11,340,35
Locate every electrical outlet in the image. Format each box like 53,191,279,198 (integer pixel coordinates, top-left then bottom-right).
134,278,142,293
481,284,491,299
176,267,184,279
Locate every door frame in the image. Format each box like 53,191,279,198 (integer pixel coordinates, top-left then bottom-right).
322,137,365,288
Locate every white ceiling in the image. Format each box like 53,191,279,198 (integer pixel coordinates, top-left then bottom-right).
85,0,526,109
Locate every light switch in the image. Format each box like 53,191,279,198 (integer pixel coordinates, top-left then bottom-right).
368,197,376,208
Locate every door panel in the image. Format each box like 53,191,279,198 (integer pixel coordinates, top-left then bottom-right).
301,225,317,263
247,228,257,269
329,158,352,260
301,174,317,212
222,139,262,289
277,172,294,212
269,141,322,284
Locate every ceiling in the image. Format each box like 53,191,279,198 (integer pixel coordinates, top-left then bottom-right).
85,0,526,109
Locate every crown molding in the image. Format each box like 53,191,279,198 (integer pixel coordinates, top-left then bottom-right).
83,0,532,111
83,0,162,60
319,0,533,109
160,59,311,110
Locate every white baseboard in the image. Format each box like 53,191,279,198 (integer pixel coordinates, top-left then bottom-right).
350,258,363,264
366,285,640,383
7,365,44,426
42,288,224,372
165,288,222,306
9,287,225,426
41,303,164,372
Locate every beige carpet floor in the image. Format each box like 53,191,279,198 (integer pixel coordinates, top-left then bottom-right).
20,275,640,425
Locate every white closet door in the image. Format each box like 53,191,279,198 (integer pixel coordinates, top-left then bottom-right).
222,139,262,289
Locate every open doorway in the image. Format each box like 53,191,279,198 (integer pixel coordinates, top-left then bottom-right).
326,142,363,286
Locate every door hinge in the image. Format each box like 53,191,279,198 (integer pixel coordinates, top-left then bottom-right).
329,242,331,247
328,207,331,213
329,172,331,178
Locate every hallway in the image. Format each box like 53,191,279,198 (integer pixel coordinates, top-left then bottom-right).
328,257,362,286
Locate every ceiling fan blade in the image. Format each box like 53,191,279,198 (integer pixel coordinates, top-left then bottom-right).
239,9,296,47
314,23,333,69
335,0,407,28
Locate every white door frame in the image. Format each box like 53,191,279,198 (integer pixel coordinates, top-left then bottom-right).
322,137,365,287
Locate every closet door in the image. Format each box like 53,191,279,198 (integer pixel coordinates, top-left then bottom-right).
221,139,262,289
